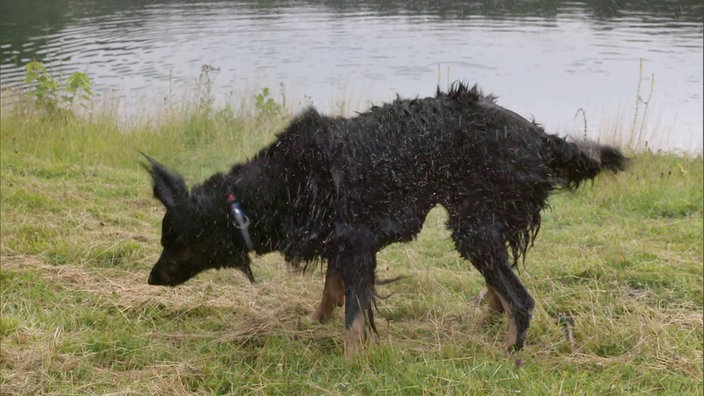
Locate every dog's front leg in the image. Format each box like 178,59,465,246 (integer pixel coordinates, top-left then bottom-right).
329,224,378,360
309,264,345,323
342,265,373,360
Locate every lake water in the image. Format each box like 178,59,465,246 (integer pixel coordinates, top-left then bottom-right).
1,0,702,153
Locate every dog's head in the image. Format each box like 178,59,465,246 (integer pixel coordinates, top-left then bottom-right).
143,157,255,286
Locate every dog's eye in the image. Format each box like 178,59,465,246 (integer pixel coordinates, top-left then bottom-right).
173,245,191,260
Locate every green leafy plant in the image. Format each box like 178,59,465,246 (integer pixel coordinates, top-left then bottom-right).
255,86,284,117
63,71,93,105
24,60,93,114
24,61,58,105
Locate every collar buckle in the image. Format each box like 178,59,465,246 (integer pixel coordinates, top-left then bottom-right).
226,193,254,252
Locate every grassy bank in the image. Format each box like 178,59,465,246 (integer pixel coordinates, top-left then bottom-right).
1,93,702,395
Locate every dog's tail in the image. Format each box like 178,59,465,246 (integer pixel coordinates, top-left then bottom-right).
542,134,627,189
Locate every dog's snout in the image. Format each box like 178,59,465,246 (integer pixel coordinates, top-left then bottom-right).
147,266,170,286
147,272,157,285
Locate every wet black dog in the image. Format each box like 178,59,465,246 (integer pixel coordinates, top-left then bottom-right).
144,82,625,358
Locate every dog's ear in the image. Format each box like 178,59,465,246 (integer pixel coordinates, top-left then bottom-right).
141,155,188,209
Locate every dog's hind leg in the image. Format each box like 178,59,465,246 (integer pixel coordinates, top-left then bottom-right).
449,214,535,351
486,286,505,314
309,264,345,324
329,224,378,360
478,285,506,326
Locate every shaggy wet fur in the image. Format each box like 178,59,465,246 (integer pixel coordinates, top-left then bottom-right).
145,82,625,358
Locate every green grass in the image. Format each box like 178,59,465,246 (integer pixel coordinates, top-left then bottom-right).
1,92,702,395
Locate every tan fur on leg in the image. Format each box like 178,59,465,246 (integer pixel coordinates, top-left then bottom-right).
309,267,345,323
479,285,506,326
344,313,365,360
485,285,505,314
493,289,518,348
